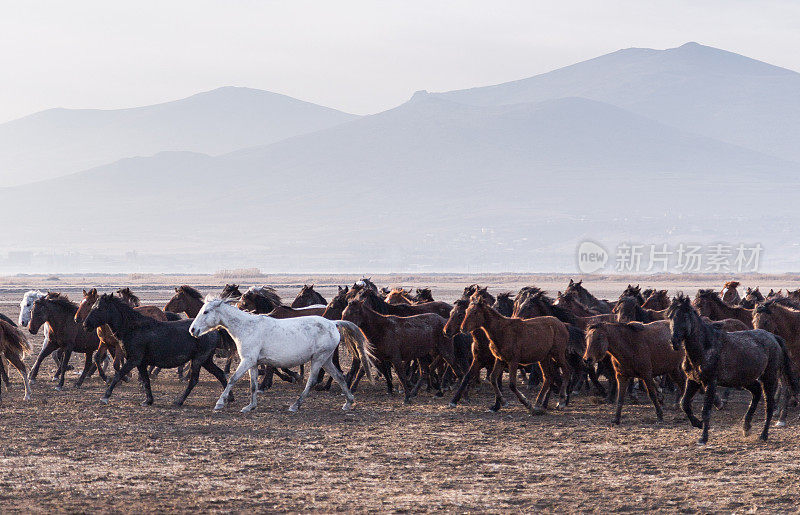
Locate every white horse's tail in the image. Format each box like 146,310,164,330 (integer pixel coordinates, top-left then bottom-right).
334,320,378,384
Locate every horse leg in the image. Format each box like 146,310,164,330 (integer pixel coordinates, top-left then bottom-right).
508,361,540,415
28,341,58,385
681,379,703,429
587,364,607,397
55,348,73,391
317,346,339,391
534,360,557,411
776,384,790,427
698,381,717,444
345,357,361,387
75,352,95,388
138,364,154,406
175,361,202,406
760,379,777,441
642,375,664,423
611,374,630,425
742,382,762,436
449,357,482,407
5,351,31,401
556,357,573,409
322,356,356,410
289,358,324,412
258,366,275,392
92,348,109,384
215,359,255,410
101,359,138,404
0,356,10,389
393,358,417,404
487,360,505,413
240,367,259,413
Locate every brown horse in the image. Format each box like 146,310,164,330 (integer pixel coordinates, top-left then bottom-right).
444,287,504,407
584,321,684,425
740,287,766,309
291,284,327,308
342,299,460,403
236,286,283,314
720,281,741,306
352,288,452,319
385,288,414,305
642,290,670,311
614,296,666,323
693,289,753,328
787,288,800,304
461,295,572,414
753,299,800,425
116,287,179,320
565,279,613,314
165,285,205,318
0,319,32,401
555,290,606,319
28,294,105,389
620,284,645,305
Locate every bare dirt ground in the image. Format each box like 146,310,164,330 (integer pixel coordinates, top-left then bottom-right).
0,274,799,512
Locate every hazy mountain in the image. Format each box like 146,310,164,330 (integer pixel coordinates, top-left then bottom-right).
433,42,800,162
0,86,357,185
1,93,795,272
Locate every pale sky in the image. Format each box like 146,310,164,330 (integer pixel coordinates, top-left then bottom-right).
1,0,799,123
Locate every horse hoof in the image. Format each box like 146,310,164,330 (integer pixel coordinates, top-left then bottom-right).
486,407,500,413
240,405,255,413
54,386,62,392
775,420,786,428
554,402,563,410
697,438,707,446
100,397,109,405
341,402,353,411
141,400,153,406
448,402,457,408
759,434,769,442
610,419,620,426
288,404,299,412
213,403,225,411
529,406,545,416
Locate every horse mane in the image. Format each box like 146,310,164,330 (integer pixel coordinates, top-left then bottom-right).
221,284,242,299
723,281,740,289
757,298,800,314
43,293,78,312
177,285,204,301
696,289,725,306
241,286,283,311
99,294,154,328
529,291,579,326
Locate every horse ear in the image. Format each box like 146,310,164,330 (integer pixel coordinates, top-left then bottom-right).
91,288,97,295
83,289,87,295
557,291,562,296
577,280,583,285
175,287,180,292
568,279,574,285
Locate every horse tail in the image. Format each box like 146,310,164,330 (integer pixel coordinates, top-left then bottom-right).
0,320,31,357
776,335,799,395
165,311,182,321
334,320,377,384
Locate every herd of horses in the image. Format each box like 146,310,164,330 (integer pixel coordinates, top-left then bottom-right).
3,278,800,445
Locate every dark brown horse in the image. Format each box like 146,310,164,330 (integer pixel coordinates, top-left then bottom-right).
461,295,572,414
236,286,283,314
584,321,684,425
753,299,800,425
668,294,797,443
721,281,742,306
342,299,460,403
565,279,613,314
492,292,515,317
385,288,414,304
291,284,326,308
693,289,753,328
220,284,243,300
642,290,670,311
555,290,605,318
28,294,105,389
620,284,645,305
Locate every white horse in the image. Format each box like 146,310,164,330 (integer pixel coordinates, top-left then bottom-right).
189,297,377,413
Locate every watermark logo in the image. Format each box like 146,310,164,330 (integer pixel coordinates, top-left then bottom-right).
576,240,609,273
576,241,763,274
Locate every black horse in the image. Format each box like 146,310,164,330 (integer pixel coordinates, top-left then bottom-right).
667,294,798,443
83,294,229,406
